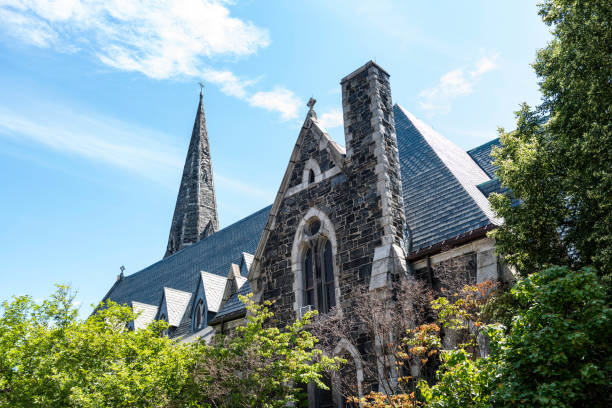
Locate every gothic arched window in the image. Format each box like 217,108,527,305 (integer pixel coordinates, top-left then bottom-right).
194,299,205,331
303,235,336,313
292,208,340,318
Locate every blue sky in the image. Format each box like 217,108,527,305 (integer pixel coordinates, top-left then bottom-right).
0,0,550,314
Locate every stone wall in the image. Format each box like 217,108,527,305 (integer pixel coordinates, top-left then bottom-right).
250,62,408,399
255,61,407,321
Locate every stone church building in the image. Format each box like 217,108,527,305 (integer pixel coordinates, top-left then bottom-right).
101,61,508,405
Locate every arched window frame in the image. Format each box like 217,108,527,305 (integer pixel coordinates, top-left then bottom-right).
291,208,341,317
332,340,365,407
192,298,206,331
302,158,322,186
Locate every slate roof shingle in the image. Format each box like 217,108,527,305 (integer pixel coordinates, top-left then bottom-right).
104,205,271,307
467,138,501,178
161,287,192,327
394,105,498,253
131,301,158,330
200,271,227,313
213,280,251,321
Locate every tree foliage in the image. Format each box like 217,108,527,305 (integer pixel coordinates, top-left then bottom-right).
0,288,339,408
178,295,342,408
493,266,612,407
421,267,611,408
0,285,196,408
490,0,612,277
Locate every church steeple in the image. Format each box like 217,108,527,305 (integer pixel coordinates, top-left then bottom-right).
164,89,219,258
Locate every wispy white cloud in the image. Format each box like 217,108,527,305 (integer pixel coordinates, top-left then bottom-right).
318,108,343,129
0,0,303,120
248,87,301,121
419,53,500,114
0,101,271,199
1,0,269,77
471,54,499,77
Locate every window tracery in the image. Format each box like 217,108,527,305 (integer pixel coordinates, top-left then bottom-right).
301,219,336,313
292,208,340,318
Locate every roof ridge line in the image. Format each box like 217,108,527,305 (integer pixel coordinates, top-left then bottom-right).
395,105,500,225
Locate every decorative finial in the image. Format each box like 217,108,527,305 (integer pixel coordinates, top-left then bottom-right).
307,97,316,111
120,265,126,273
198,81,205,96
117,265,125,281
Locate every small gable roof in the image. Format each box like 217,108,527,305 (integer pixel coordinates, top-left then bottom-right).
161,287,192,327
212,280,251,323
394,105,499,253
200,271,227,313
131,301,158,330
241,252,254,274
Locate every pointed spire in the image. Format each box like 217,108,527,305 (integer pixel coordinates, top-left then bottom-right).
164,88,219,258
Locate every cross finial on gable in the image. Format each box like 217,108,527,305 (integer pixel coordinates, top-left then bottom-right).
307,97,316,110
198,81,205,96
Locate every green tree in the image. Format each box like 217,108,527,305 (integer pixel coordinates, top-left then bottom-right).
418,347,498,408
0,285,196,408
179,294,342,408
420,267,611,408
492,266,612,407
490,0,612,276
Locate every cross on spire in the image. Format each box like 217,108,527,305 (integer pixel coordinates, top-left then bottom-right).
307,97,316,111
198,81,205,96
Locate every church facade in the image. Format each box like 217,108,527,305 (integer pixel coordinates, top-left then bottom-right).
102,61,509,403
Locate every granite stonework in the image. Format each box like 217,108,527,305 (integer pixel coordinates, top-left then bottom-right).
245,62,411,397
251,62,406,318
164,91,219,258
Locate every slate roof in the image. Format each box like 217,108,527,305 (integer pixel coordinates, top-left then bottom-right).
241,252,254,273
161,287,192,327
213,280,251,321
394,105,499,253
103,205,271,307
131,301,158,330
467,138,501,178
200,271,227,313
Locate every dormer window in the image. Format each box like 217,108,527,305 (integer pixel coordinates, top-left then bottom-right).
194,299,205,330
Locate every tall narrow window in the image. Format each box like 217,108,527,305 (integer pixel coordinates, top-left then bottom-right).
308,169,315,183
194,300,204,330
323,240,336,311
302,238,335,314
304,248,315,307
